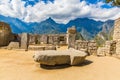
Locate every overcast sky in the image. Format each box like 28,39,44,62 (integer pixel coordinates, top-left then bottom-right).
0,0,120,23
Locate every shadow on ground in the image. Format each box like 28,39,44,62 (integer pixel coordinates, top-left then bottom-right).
40,64,71,70
40,60,93,70
74,60,93,67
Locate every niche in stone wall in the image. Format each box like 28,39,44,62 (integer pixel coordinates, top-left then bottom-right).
59,36,65,41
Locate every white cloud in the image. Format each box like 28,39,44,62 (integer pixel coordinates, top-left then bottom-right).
0,0,120,23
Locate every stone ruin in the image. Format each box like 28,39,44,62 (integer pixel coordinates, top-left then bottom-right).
75,40,97,55
2,18,120,67
113,18,120,55
97,41,116,56
66,26,98,55
2,18,120,57
20,33,29,51
97,17,120,56
0,22,98,56
28,34,66,51
67,26,77,48
0,21,110,67
0,22,22,49
0,22,14,47
29,34,66,45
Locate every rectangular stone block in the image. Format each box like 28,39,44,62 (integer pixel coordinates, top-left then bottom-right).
20,33,29,50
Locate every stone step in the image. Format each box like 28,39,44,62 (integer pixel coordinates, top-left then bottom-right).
28,45,56,51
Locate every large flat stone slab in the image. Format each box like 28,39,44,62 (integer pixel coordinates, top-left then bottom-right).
33,48,87,66
70,49,87,65
34,50,70,65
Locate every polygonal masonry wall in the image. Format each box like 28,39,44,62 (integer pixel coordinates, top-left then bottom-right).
113,17,120,55
0,22,13,46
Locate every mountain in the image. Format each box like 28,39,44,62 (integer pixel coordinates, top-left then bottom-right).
0,15,34,33
65,18,104,40
94,20,114,46
32,17,65,34
0,15,114,40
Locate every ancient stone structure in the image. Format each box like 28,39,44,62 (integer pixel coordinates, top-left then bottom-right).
20,33,29,50
97,18,120,56
97,41,116,56
88,40,98,55
29,34,66,45
75,40,88,51
7,42,20,50
75,40,97,55
113,18,120,40
113,18,120,55
0,22,13,46
40,35,48,44
115,40,120,55
33,48,87,66
29,34,37,44
67,26,77,48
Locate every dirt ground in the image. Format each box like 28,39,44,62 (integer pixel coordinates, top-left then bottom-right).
0,46,120,80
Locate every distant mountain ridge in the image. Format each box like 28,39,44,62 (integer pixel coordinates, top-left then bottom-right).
0,15,114,40
94,20,114,46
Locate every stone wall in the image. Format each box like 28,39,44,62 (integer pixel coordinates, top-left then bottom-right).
113,18,120,40
75,40,88,50
29,34,66,45
115,40,120,55
113,17,120,55
97,41,116,56
75,40,97,55
0,22,13,46
29,34,37,44
88,40,98,55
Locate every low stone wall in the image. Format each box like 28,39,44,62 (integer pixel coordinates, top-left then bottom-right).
97,41,116,56
75,40,97,55
88,41,98,55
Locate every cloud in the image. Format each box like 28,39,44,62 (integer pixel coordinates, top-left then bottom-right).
0,0,120,23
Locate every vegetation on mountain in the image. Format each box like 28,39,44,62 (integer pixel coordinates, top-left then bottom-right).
94,20,114,46
106,0,120,6
0,15,114,41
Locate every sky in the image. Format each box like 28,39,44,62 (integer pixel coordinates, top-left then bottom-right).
0,0,120,23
